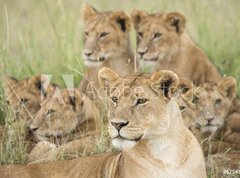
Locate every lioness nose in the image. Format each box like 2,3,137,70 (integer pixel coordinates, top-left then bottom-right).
83,50,94,57
111,121,129,131
137,48,148,58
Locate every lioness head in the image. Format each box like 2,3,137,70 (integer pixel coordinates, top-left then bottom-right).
82,3,132,67
131,9,186,67
194,77,237,134
30,88,99,141
3,75,56,125
99,67,181,150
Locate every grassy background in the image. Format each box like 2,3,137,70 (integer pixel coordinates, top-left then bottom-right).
0,0,239,168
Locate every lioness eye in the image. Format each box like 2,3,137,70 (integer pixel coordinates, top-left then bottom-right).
137,32,143,38
99,32,109,38
153,33,162,39
20,98,29,104
46,109,55,115
111,96,118,103
215,99,222,105
136,98,148,106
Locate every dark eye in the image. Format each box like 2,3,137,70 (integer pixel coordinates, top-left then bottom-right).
46,109,55,115
179,106,186,111
20,98,29,104
99,32,109,38
137,32,143,38
215,98,222,105
136,98,148,106
153,33,162,39
85,31,89,36
111,96,118,104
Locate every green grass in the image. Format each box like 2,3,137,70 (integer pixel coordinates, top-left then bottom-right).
0,0,239,173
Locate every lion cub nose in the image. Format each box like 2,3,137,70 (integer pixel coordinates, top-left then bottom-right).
137,47,148,58
83,50,94,57
111,121,129,131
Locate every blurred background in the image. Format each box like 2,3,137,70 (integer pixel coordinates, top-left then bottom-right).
0,0,239,88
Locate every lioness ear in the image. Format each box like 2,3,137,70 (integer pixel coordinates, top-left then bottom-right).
98,67,120,93
131,9,148,29
151,70,179,98
110,11,131,32
164,12,186,34
82,3,98,24
217,76,237,101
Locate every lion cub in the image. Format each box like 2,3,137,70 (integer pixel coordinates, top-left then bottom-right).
131,9,222,84
79,4,135,108
3,75,56,127
28,88,99,163
0,68,206,178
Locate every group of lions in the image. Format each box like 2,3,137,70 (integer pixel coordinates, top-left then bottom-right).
0,3,239,178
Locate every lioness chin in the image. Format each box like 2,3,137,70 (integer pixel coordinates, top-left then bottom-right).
0,68,206,178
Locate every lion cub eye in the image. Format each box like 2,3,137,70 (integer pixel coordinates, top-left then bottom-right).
136,98,148,106
20,98,29,104
111,96,118,104
84,31,89,36
137,32,143,38
99,32,109,38
179,106,186,111
215,98,222,105
46,109,56,115
153,33,162,39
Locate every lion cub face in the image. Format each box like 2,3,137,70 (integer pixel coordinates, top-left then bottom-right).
30,89,87,141
99,68,179,150
131,9,185,67
82,3,131,67
194,77,237,134
3,75,55,125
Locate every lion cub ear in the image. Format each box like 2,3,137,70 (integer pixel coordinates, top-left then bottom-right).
82,3,98,24
3,76,18,93
98,67,120,93
164,12,186,34
178,78,194,100
110,11,131,32
151,70,179,99
131,9,148,29
217,76,237,101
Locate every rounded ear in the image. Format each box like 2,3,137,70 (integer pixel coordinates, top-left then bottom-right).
3,76,18,93
131,9,148,29
164,12,186,34
110,11,131,32
28,75,49,94
82,3,98,24
98,67,120,92
217,76,237,101
62,89,83,112
151,70,179,98
178,78,194,100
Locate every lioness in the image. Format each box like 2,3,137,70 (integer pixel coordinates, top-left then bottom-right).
0,68,206,178
79,3,135,108
131,9,222,84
